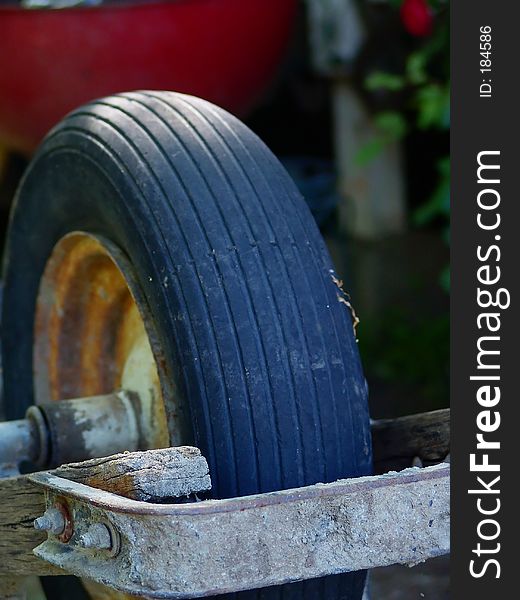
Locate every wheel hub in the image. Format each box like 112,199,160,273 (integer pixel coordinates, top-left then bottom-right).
34,232,169,451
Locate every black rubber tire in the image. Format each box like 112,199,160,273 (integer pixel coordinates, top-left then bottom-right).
2,91,372,598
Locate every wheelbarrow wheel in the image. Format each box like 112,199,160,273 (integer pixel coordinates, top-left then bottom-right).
1,91,372,599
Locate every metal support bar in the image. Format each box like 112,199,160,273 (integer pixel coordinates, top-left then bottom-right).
29,463,450,598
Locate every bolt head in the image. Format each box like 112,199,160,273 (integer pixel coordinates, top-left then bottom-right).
78,523,112,550
34,507,65,535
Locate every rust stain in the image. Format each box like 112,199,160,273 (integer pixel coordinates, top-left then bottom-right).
33,233,170,448
34,235,135,401
55,498,73,544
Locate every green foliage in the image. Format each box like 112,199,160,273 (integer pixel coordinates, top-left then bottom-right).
358,309,449,403
375,111,409,137
355,111,408,166
355,139,385,167
414,156,449,225
407,52,429,85
439,266,450,292
363,33,450,138
415,83,450,129
359,1,450,288
365,71,405,92
353,1,451,406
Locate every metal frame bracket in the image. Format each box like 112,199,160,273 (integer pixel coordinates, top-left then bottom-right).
29,463,450,598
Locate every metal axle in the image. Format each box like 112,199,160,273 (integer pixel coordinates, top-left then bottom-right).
0,391,140,476
0,418,38,477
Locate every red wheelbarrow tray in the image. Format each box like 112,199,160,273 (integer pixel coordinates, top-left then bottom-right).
0,0,296,155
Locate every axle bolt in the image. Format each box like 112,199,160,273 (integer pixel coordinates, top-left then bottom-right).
34,508,66,535
78,523,113,551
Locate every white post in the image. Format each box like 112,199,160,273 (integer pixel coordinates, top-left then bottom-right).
333,80,407,239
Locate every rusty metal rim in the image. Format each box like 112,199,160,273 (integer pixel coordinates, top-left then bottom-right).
33,231,171,452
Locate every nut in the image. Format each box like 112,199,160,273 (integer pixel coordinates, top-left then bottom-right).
34,500,73,542
78,523,112,550
34,507,65,535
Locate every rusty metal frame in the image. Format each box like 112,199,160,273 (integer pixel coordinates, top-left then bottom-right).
28,463,449,598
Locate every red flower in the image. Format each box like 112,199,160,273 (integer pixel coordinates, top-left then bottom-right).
400,0,434,37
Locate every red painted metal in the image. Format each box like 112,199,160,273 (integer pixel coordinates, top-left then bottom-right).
0,0,296,154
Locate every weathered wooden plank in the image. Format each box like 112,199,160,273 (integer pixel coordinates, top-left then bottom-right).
371,409,450,473
53,446,211,502
0,476,63,576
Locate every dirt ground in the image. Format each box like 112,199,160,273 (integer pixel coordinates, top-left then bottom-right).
370,554,449,598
